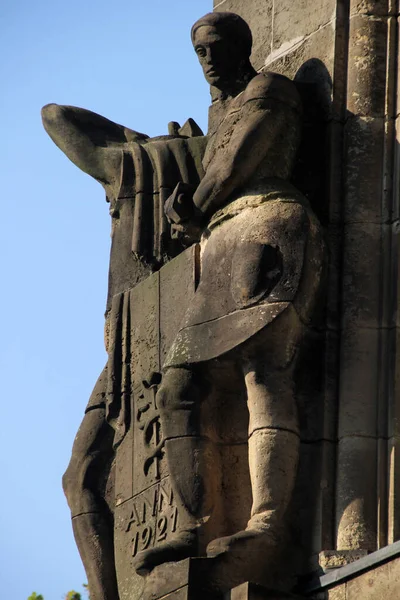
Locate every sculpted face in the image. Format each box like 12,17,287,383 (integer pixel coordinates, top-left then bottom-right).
193,25,244,91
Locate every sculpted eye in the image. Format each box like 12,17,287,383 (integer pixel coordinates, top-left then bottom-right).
196,47,206,58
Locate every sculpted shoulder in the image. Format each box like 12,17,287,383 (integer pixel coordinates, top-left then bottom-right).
243,72,302,113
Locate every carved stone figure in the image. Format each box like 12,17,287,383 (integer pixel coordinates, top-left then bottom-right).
42,11,326,600
132,11,326,583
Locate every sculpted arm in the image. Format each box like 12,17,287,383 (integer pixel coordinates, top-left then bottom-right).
41,104,148,187
192,75,300,219
193,98,285,217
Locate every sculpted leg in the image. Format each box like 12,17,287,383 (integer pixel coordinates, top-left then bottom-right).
207,359,300,559
133,366,219,575
63,382,118,600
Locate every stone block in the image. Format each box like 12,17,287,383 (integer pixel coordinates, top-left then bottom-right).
214,0,273,73
263,25,337,119
115,405,134,505
107,197,152,310
114,499,146,600
343,117,387,223
272,0,337,55
144,558,300,600
338,326,380,437
228,582,305,599
341,223,384,329
345,558,397,599
159,245,198,365
347,16,388,117
320,549,368,570
350,0,397,15
336,436,378,550
326,585,346,600
130,271,160,381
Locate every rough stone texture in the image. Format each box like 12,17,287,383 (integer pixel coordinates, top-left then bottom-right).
213,0,273,72
319,553,400,599
264,26,336,106
350,0,398,16
319,549,368,570
343,118,387,224
336,436,378,550
338,327,380,437
341,224,384,328
271,0,336,58
347,16,388,118
114,249,198,600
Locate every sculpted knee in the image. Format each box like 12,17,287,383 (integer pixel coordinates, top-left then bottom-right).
62,460,77,505
62,451,93,503
157,368,201,414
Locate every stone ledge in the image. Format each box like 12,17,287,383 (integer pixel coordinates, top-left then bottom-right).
302,540,400,595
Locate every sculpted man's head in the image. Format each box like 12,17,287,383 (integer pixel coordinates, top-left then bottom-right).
191,12,255,94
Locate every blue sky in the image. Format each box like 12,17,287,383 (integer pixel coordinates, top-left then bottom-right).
1,1,210,597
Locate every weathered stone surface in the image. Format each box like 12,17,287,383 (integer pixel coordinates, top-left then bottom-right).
326,586,346,600
336,436,378,550
291,440,336,573
338,326,380,437
272,0,336,55
320,549,368,570
345,556,400,599
115,414,134,506
264,25,336,119
265,24,335,81
341,224,384,329
159,245,198,363
213,0,273,72
344,117,387,223
347,16,388,117
350,0,396,16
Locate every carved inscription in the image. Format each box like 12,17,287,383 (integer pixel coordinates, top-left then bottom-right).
135,372,163,481
125,478,179,557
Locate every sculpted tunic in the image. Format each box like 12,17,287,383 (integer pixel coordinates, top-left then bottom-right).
165,73,326,368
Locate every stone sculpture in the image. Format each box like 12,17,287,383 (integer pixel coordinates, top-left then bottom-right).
42,11,326,600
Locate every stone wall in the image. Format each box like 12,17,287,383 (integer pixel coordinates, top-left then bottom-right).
212,0,400,566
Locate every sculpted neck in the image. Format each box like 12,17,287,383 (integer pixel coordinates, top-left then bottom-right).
219,63,257,99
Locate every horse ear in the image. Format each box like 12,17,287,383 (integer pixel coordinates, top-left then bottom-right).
178,118,204,138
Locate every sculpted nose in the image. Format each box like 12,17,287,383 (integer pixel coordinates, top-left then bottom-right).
205,48,213,64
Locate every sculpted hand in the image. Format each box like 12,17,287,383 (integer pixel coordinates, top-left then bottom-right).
170,220,204,245
165,182,205,245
